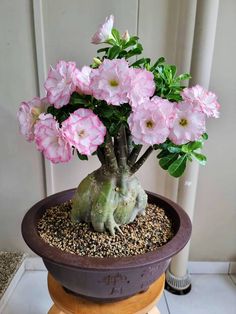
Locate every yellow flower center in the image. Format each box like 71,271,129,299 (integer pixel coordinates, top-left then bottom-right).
78,130,86,138
109,79,119,87
146,120,155,129
179,118,188,127
31,107,42,121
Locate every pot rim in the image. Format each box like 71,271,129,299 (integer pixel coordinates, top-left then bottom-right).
22,189,191,271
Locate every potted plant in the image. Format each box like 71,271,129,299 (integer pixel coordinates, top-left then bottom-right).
18,15,219,302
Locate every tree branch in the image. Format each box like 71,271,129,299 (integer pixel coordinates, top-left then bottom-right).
114,125,128,171
130,147,154,174
97,147,106,165
127,145,142,167
104,134,118,173
126,129,133,155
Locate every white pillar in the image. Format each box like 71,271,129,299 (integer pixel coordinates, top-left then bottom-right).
167,0,219,286
164,0,197,202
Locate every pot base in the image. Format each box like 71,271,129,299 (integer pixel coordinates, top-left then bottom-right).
48,272,165,313
63,285,150,303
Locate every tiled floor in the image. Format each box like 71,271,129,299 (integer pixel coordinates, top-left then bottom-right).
2,271,236,314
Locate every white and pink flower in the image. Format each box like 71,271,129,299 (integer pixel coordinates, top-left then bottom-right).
44,61,78,109
182,85,220,118
128,68,155,107
128,100,169,146
90,58,131,106
75,66,92,95
91,15,114,44
34,114,72,163
169,102,206,145
17,97,48,142
150,96,176,128
62,108,106,156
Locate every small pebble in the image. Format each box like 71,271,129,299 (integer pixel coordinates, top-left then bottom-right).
38,202,174,258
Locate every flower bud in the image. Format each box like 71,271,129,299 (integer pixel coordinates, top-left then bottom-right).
122,30,130,42
93,57,102,66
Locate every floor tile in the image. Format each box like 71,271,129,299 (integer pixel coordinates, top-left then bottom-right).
4,272,236,314
229,274,236,285
156,294,169,314
3,271,52,314
165,274,236,314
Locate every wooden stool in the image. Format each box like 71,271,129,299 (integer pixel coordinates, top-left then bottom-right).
48,273,165,314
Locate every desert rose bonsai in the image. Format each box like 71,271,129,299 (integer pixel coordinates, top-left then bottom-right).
18,15,219,236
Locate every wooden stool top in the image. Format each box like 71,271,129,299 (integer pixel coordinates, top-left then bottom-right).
48,273,165,314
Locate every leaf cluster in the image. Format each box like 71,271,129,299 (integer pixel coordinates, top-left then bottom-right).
93,101,131,137
92,29,143,65
131,56,191,102
47,93,93,124
156,135,208,177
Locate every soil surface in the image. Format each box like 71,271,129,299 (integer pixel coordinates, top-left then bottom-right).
38,201,174,258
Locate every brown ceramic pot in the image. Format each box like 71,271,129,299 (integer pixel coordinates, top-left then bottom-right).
21,189,191,303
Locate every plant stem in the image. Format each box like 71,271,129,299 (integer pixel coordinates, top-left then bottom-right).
130,146,154,174
104,134,118,173
126,129,133,155
127,145,142,166
114,125,128,171
97,147,106,165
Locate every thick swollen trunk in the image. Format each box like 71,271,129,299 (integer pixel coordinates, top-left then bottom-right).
71,127,154,235
71,168,147,235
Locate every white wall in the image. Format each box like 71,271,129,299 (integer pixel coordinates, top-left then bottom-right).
0,0,45,252
0,0,235,261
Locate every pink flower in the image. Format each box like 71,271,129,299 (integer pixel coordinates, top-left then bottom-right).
128,100,169,145
182,85,220,118
75,66,92,95
128,68,155,107
151,96,176,128
34,114,72,163
62,109,106,156
91,15,114,44
90,58,131,106
17,97,48,142
169,101,206,145
44,61,78,108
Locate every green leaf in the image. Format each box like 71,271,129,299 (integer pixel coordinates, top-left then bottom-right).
108,122,120,136
187,141,203,151
131,58,149,67
106,38,117,45
168,155,187,177
76,151,88,161
170,65,177,77
192,152,207,165
102,108,114,118
70,97,88,106
202,133,208,140
107,45,121,59
123,37,138,49
151,57,165,70
111,28,120,42
167,146,182,153
125,43,143,58
182,145,190,153
97,47,109,53
175,73,191,82
166,94,182,101
159,154,178,170
156,150,170,159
